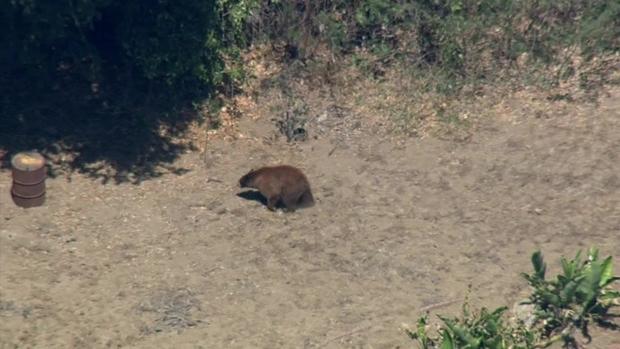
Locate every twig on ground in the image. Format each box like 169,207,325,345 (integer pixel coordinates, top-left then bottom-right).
419,299,458,313
319,323,373,348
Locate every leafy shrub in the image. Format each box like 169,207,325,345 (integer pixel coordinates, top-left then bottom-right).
410,305,539,349
1,0,256,101
522,248,620,345
407,248,620,349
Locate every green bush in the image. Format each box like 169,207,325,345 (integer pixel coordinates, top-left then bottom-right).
407,248,620,349
522,248,620,344
410,305,539,349
1,0,256,100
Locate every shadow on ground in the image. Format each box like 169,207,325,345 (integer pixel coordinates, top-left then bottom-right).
236,190,268,207
0,69,202,184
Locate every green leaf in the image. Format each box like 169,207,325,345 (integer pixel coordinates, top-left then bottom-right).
531,250,546,281
561,257,575,279
414,316,430,348
443,319,481,348
578,260,605,313
441,329,455,349
541,290,562,307
600,290,620,300
450,0,463,13
599,256,614,287
588,247,599,262
491,306,508,316
488,337,505,349
582,259,603,294
560,279,580,303
521,272,535,285
575,249,584,262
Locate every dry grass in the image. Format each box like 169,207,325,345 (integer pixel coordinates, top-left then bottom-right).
181,44,619,152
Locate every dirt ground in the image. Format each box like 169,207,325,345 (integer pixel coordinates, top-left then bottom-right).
1,85,619,348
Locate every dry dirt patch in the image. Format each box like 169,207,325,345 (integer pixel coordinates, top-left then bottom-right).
1,86,619,348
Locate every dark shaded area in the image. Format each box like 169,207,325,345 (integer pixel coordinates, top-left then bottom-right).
237,189,312,211
236,190,271,208
0,1,221,184
597,318,620,332
0,71,199,184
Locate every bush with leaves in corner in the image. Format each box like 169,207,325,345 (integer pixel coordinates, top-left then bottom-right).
521,248,620,347
407,247,620,349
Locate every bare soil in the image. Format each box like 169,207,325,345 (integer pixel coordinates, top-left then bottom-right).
1,86,619,348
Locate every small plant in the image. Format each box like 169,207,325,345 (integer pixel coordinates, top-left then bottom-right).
407,248,620,349
408,304,538,349
521,248,620,346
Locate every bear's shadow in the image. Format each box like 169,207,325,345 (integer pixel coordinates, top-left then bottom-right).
236,190,288,210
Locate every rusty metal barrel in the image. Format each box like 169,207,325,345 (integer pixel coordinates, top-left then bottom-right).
11,151,47,208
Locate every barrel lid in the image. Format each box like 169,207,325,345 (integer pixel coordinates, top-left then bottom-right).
11,151,46,171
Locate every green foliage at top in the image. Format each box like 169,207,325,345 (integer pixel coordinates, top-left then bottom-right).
2,0,255,101
408,247,620,349
3,0,617,104
248,0,619,95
